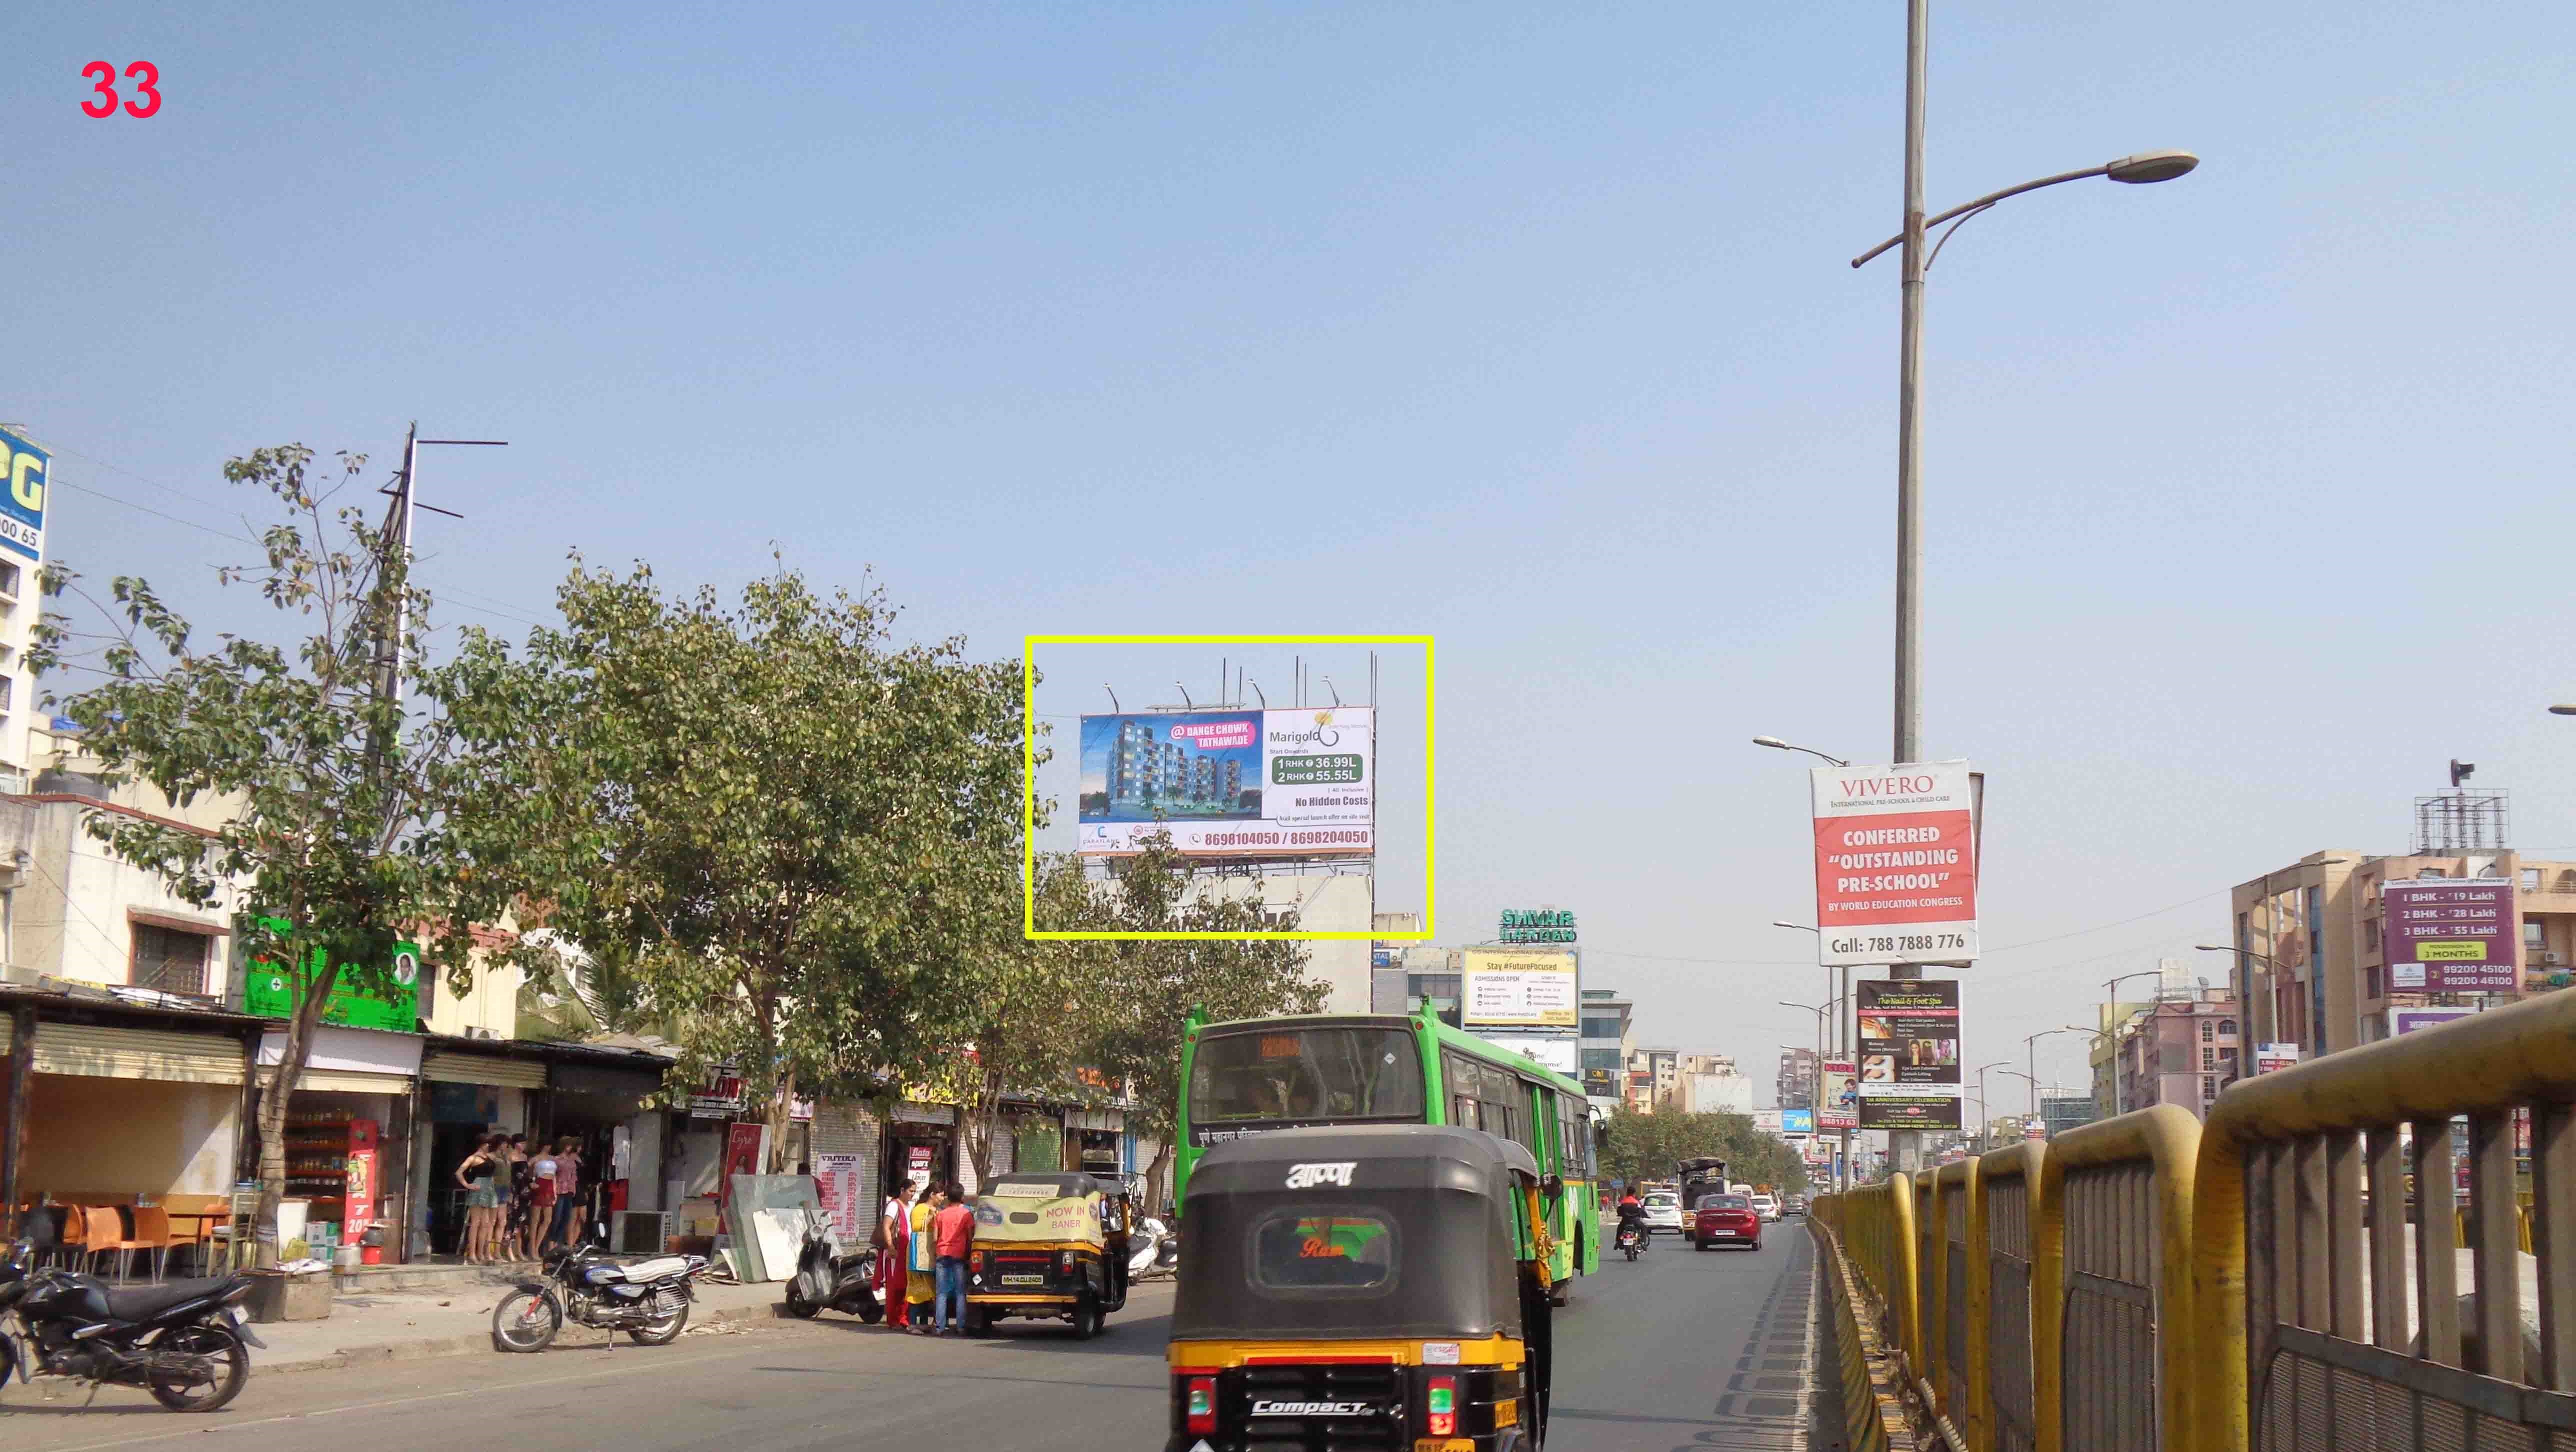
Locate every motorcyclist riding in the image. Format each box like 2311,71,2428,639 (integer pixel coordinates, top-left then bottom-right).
1614,1191,1648,1246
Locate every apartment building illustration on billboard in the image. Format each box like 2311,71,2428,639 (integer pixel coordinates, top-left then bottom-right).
1080,712,1259,821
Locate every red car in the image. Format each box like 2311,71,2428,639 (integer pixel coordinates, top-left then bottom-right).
1690,1192,1762,1251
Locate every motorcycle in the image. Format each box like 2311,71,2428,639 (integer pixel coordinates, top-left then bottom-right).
1616,1220,1646,1262
0,1240,264,1412
1126,1216,1180,1283
492,1230,708,1352
782,1208,883,1322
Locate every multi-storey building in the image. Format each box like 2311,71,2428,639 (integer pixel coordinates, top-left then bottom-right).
1578,988,1632,1110
2111,986,2240,1118
1775,1046,1818,1114
2226,846,2576,1063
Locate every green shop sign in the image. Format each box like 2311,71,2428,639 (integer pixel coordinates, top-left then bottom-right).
240,918,422,1032
1498,908,1576,944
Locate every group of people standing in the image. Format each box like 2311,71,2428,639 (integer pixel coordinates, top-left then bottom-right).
874,1179,975,1334
454,1133,590,1264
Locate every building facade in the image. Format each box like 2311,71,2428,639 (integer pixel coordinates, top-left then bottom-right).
2228,848,2576,1064
2110,986,2239,1118
1578,988,1632,1110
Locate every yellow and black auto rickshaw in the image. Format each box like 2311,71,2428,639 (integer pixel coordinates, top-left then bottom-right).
963,1172,1132,1338
1166,1124,1553,1452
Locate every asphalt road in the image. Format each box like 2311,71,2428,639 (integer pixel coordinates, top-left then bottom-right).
2,1227,1817,1452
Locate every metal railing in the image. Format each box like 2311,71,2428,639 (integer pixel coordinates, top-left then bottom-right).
1810,986,2576,1452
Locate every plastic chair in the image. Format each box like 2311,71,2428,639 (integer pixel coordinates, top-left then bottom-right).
56,1204,86,1271
82,1206,144,1282
129,1206,180,1282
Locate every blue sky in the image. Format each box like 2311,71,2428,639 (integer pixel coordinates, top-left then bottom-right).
8,4,2575,1102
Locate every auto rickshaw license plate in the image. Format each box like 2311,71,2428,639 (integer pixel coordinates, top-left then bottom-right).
1416,1441,1475,1452
1000,1274,1045,1286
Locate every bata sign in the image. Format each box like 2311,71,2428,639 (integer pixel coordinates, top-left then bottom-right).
1809,761,1978,967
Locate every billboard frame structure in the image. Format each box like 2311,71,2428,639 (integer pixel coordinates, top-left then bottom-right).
1022,633,1435,942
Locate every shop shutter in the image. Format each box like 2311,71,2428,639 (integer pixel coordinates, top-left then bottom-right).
288,1068,414,1094
422,1050,548,1089
32,1022,246,1084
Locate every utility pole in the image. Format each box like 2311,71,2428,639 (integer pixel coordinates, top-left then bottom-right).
1882,0,1932,1177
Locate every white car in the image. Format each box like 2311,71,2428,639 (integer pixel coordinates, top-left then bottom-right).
1640,1192,1684,1234
1750,1194,1781,1222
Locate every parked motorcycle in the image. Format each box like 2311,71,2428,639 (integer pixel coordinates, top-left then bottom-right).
1126,1216,1180,1282
0,1240,264,1412
492,1230,708,1352
782,1209,882,1322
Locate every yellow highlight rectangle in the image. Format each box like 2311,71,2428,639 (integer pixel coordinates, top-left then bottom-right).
1022,634,1433,942
2416,941,2490,961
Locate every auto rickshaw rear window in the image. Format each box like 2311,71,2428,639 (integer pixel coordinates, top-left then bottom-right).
1192,1028,1424,1122
1251,1211,1398,1290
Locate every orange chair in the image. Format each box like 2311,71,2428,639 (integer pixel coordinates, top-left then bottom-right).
129,1206,181,1282
82,1206,146,1282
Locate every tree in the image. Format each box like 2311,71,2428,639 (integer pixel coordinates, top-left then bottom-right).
1599,1108,1810,1194
463,560,1026,1170
1070,836,1325,1210
906,852,1103,1186
33,443,528,1249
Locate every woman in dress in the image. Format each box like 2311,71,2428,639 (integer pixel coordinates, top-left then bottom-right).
876,1178,914,1330
454,1134,502,1264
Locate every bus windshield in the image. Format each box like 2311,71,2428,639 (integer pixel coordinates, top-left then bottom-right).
1190,1026,1426,1125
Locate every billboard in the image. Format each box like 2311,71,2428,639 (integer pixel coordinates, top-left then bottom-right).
1478,1032,1578,1076
2256,1042,2302,1074
1076,707,1373,857
2382,878,2519,992
1855,978,1962,1130
0,426,48,561
1810,762,1978,966
1460,948,1578,1028
1778,1108,1816,1136
1818,1059,1858,1130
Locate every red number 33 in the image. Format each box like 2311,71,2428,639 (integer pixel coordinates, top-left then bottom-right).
82,60,161,118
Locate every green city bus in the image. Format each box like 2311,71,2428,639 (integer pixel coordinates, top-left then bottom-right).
1174,1011,1604,1294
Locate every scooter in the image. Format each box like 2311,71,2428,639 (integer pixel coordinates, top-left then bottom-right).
1127,1216,1181,1283
782,1208,884,1323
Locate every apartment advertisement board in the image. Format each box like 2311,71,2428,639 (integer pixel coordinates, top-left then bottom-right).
1810,761,1978,966
1818,1059,1858,1130
1460,948,1578,1028
0,426,48,561
1855,978,1962,1130
2382,878,2518,992
1076,707,1373,856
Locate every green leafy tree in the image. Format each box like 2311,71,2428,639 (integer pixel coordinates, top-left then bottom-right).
1068,834,1324,1210
1600,1108,1810,1194
32,444,528,1246
462,561,1025,1170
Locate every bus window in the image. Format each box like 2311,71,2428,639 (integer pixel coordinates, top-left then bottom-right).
1192,1028,1426,1124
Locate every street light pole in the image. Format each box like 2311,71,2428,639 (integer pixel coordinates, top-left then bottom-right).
2023,1028,2084,1122
1858,0,2193,1171
1774,920,1854,1189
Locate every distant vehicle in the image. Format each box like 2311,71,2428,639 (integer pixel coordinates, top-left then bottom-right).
1750,1194,1781,1222
1690,1192,1762,1251
1782,1194,1808,1218
1638,1192,1684,1235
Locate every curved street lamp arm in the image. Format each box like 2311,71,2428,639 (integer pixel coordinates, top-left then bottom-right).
1851,164,2114,268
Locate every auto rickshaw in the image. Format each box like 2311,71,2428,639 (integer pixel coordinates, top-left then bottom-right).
962,1171,1132,1338
1165,1124,1553,1452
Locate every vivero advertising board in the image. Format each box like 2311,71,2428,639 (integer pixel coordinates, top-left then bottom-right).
1076,707,1373,858
1809,760,1978,966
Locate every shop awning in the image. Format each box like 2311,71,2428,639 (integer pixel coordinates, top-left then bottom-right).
422,1049,548,1089
550,1061,662,1098
4,1021,246,1084
290,1068,414,1094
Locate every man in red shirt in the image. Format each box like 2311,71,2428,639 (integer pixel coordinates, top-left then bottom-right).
930,1182,976,1335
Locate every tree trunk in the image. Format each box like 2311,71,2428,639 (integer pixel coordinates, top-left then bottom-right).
764,1066,798,1175
255,956,340,1266
1143,1136,1175,1218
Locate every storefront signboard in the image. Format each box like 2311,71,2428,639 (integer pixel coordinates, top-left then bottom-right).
814,1152,866,1242
242,918,422,1032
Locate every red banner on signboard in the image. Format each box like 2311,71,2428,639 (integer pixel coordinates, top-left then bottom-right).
1810,762,1979,966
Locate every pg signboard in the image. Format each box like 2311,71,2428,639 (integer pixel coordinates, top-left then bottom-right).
0,426,50,561
1810,761,1978,966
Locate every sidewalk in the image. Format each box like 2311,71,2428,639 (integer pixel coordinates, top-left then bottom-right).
253,1268,802,1374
